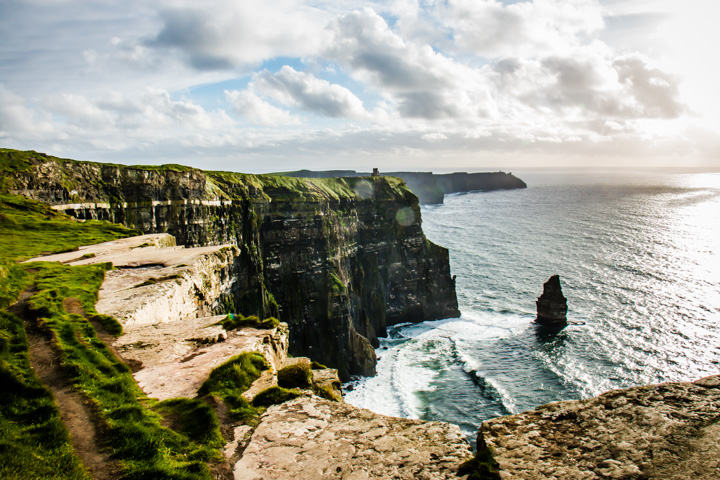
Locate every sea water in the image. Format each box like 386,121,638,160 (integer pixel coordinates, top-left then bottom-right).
344,169,720,442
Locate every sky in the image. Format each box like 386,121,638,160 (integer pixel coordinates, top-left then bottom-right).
1,0,719,173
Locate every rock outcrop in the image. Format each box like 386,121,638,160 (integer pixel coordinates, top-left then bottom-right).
283,169,528,204
235,396,473,480
25,233,473,480
5,149,460,379
482,375,720,479
536,275,568,327
25,233,290,400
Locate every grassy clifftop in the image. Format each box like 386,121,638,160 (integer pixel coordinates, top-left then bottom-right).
1,148,417,205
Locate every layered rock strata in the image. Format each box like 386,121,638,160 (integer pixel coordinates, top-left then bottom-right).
482,375,720,479
6,150,460,378
26,234,473,480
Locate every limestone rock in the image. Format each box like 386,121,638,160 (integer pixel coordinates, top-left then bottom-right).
10,152,461,379
536,275,568,327
28,234,290,400
234,396,473,480
482,374,720,479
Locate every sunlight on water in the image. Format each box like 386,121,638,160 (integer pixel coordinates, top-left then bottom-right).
345,171,720,439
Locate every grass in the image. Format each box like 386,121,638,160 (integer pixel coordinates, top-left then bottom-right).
0,188,225,479
277,363,312,389
153,399,224,448
251,387,300,408
22,262,221,479
0,294,92,480
216,313,279,331
0,193,139,262
197,353,268,424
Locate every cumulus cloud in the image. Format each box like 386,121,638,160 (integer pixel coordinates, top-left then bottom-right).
325,8,491,120
225,90,300,126
441,0,604,57
147,0,330,69
486,48,685,122
252,66,369,118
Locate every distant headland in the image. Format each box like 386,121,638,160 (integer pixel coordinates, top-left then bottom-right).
279,169,527,204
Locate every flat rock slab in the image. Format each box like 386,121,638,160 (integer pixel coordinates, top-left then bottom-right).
234,396,472,480
118,319,287,401
24,233,180,266
483,375,720,479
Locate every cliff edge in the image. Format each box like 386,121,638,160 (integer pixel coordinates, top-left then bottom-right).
481,374,720,479
1,148,460,379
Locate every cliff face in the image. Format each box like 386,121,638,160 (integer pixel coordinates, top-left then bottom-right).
3,150,459,379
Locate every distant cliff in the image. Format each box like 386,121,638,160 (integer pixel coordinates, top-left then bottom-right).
1,149,459,379
282,169,527,204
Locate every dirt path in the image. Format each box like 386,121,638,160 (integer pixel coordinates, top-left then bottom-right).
11,291,119,480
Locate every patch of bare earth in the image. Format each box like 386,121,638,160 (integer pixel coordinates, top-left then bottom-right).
10,291,120,480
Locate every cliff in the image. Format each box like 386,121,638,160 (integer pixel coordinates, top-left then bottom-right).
1,148,460,379
19,232,473,479
282,169,528,204
480,374,720,479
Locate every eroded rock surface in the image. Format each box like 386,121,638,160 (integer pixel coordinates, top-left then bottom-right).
234,396,473,480
483,375,720,479
28,234,289,400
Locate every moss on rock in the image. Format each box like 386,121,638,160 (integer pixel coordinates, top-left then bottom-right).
251,386,301,407
277,362,312,389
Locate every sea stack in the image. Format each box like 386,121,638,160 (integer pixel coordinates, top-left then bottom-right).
536,275,568,327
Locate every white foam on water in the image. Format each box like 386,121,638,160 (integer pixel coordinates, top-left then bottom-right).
345,312,531,418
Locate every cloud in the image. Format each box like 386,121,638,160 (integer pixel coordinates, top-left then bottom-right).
252,66,369,118
325,8,491,120
147,0,330,70
441,0,604,57
0,85,54,136
41,88,233,132
485,45,685,123
612,54,685,118
226,90,300,126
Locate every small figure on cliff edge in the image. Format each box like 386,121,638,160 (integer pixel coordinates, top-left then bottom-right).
536,275,568,328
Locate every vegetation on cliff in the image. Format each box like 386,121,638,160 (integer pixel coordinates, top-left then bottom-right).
216,313,279,331
0,192,229,479
197,352,268,425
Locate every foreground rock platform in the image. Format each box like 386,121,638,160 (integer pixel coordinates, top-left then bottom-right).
483,375,720,479
234,396,473,480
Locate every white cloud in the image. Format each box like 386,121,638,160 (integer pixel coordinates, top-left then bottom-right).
441,0,605,57
226,90,300,126
422,132,448,141
325,8,491,120
252,66,369,119
147,0,331,69
0,1,715,169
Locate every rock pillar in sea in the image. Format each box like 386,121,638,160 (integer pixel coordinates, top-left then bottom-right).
536,275,568,327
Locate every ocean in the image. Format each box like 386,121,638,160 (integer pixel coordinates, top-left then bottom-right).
344,169,720,443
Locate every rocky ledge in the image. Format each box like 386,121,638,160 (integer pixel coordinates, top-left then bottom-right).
236,396,472,480
26,234,473,479
482,375,720,479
